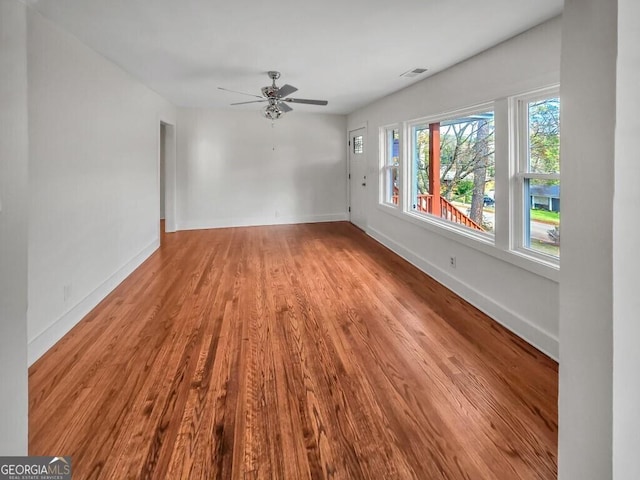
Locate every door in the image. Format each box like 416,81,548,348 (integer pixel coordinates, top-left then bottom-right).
349,127,367,230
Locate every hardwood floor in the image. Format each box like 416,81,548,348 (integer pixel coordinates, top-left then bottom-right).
29,222,558,479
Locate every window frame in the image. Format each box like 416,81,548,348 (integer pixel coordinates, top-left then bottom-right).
379,125,401,209
404,102,497,242
511,86,560,264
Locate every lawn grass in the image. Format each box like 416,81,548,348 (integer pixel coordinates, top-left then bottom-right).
530,209,560,225
530,239,560,257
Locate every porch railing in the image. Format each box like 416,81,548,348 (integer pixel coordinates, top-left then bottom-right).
437,197,484,231
391,194,484,232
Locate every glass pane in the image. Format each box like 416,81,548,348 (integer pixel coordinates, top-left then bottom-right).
440,111,495,234
353,135,363,154
383,128,400,205
411,124,429,212
388,129,399,166
528,97,560,174
410,112,495,234
390,166,399,205
524,178,560,257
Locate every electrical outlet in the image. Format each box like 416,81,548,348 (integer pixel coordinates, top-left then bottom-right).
449,256,456,268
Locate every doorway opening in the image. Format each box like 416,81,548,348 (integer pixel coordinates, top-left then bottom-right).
159,121,176,239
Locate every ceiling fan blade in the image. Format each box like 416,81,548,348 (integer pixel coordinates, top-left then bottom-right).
276,84,298,98
283,98,328,106
218,87,264,99
230,100,267,105
278,102,293,112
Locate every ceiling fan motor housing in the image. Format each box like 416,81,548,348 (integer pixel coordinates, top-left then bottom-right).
263,71,284,98
261,86,279,98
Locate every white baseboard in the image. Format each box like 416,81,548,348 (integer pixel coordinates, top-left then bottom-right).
28,239,160,365
367,226,559,361
177,212,349,231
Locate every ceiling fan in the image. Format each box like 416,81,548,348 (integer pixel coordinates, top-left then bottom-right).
218,71,328,120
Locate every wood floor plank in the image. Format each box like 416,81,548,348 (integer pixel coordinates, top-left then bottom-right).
29,222,558,479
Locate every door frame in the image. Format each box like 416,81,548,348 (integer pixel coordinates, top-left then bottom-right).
347,124,368,230
159,120,177,234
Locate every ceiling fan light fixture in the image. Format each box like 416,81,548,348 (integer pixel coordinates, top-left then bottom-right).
263,104,283,120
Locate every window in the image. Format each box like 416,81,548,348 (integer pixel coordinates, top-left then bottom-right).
353,135,363,154
409,108,495,235
381,127,400,206
374,88,559,276
515,92,560,258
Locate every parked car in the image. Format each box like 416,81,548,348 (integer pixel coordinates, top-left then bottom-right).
483,195,495,206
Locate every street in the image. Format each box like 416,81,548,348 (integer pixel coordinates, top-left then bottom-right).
470,208,557,243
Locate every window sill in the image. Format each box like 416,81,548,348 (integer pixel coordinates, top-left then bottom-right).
376,203,559,282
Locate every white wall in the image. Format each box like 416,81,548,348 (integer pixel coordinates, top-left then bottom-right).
558,0,617,478
27,9,176,364
176,109,347,229
347,17,562,359
0,0,29,454
613,0,640,477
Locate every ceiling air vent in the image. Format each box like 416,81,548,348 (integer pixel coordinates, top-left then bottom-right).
400,68,428,78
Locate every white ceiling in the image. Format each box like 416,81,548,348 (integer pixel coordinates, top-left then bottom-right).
26,0,563,115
